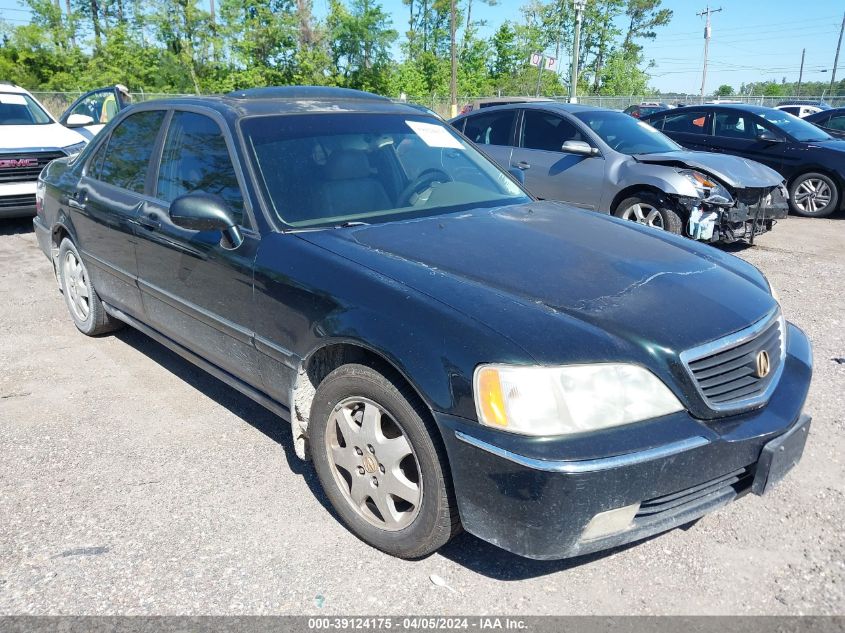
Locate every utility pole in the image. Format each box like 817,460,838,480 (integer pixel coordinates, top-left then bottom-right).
570,0,587,103
797,48,805,96
450,0,457,118
697,5,722,103
830,11,845,96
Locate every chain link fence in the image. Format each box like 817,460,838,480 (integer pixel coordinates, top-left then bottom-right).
30,90,845,120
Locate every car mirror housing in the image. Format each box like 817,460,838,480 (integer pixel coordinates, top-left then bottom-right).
169,192,243,249
757,130,783,143
508,167,526,184
562,140,598,156
66,113,95,128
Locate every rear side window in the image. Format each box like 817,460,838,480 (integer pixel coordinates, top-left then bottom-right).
713,112,768,139
463,110,516,146
520,110,586,152
661,111,709,135
98,110,166,193
155,111,244,225
826,114,845,131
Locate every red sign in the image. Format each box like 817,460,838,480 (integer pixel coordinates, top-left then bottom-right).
0,158,39,169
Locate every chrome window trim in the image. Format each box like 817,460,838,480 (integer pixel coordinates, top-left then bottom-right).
679,307,785,413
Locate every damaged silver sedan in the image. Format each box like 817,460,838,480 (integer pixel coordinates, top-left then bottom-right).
450,103,788,244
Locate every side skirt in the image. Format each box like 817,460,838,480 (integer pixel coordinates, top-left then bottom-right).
102,301,292,423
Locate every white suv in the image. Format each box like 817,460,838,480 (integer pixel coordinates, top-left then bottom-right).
0,83,88,219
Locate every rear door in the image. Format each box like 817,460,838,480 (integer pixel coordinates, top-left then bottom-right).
510,109,605,209
651,109,711,150
133,108,262,385
72,109,166,317
709,110,787,172
458,109,516,170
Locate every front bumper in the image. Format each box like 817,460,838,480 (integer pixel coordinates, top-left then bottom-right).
437,323,812,560
0,181,37,219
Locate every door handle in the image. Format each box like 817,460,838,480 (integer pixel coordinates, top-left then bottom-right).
137,214,161,231
514,161,531,170
67,192,86,210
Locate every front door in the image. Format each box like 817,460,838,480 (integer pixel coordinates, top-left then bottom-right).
71,109,167,317
654,109,712,151
709,111,786,173
133,109,262,385
509,109,605,209
458,109,517,171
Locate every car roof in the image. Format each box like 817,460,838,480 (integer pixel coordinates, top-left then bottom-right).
0,82,29,94
648,103,774,116
128,86,431,119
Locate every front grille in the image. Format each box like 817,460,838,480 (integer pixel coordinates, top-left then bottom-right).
636,467,753,519
0,193,36,209
681,311,784,411
0,151,64,184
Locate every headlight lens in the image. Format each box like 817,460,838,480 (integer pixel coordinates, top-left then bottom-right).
62,141,87,157
678,169,733,204
473,364,684,436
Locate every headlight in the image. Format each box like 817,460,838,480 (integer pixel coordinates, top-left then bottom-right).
62,141,87,157
678,169,733,204
473,364,684,436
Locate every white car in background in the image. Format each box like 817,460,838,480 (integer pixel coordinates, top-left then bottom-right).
0,83,88,219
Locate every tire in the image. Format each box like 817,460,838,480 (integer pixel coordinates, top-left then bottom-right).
310,363,460,559
613,193,683,235
58,238,121,336
788,172,839,218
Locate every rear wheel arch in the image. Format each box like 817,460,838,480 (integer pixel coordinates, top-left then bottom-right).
290,341,440,461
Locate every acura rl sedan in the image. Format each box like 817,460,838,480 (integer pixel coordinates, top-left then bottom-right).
34,87,812,560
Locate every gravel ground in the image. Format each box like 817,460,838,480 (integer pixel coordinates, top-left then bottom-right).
0,215,843,615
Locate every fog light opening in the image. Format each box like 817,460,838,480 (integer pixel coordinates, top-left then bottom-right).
580,503,640,542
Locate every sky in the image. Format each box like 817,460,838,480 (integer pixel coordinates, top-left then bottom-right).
1,0,843,95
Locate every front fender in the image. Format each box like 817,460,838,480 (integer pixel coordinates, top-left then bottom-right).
617,162,701,198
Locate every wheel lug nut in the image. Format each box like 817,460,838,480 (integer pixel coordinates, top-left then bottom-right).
357,466,365,475
379,464,385,473
367,444,375,453
371,477,378,487
355,447,363,455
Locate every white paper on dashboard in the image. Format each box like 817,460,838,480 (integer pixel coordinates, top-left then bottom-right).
0,94,28,105
405,120,464,149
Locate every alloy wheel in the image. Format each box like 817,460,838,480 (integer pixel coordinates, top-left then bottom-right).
793,178,832,214
621,202,665,230
63,250,90,321
324,397,422,531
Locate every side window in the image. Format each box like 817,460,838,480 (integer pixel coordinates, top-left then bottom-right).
826,114,845,131
67,89,119,124
713,112,769,139
98,110,166,193
156,111,244,225
86,134,111,179
661,111,709,135
463,110,516,146
521,110,586,152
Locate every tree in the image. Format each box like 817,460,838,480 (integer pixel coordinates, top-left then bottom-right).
715,84,733,97
328,0,397,92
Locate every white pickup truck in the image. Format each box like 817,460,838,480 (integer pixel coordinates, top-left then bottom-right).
0,83,90,219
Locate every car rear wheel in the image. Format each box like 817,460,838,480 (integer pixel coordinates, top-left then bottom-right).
614,194,683,235
310,363,460,559
58,238,121,336
789,172,839,217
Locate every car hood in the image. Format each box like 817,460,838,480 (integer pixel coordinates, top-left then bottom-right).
300,202,776,360
0,122,86,151
633,150,783,188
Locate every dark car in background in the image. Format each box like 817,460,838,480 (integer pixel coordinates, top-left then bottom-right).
34,87,812,561
451,102,787,244
623,102,671,118
804,107,845,140
644,104,845,217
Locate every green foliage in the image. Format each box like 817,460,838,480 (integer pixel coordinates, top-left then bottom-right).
715,84,734,97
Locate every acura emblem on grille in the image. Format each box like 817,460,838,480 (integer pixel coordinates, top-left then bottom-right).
0,158,39,169
756,350,771,378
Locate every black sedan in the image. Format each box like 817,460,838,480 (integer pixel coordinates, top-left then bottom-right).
644,104,845,217
34,87,812,561
804,107,845,140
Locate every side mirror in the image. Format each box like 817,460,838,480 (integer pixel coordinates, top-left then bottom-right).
757,130,783,143
169,192,243,249
508,167,526,184
562,140,598,156
66,113,95,128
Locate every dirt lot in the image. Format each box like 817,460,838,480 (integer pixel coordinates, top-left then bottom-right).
0,215,843,615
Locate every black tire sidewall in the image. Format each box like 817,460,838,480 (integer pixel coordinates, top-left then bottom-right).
309,364,454,559
613,193,684,235
788,172,839,217
59,238,97,334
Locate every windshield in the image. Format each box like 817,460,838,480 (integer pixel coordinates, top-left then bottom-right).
0,92,53,125
574,110,681,154
241,113,530,228
758,109,832,142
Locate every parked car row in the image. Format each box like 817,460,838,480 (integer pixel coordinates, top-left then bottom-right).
31,87,812,562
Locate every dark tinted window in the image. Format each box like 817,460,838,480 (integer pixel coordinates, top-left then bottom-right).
660,111,709,135
156,111,244,224
98,110,165,193
86,134,111,179
463,110,515,146
826,113,845,131
520,110,586,152
713,111,768,139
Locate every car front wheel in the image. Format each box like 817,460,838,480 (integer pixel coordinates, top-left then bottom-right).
789,172,839,217
613,193,683,235
310,363,460,559
58,238,121,336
